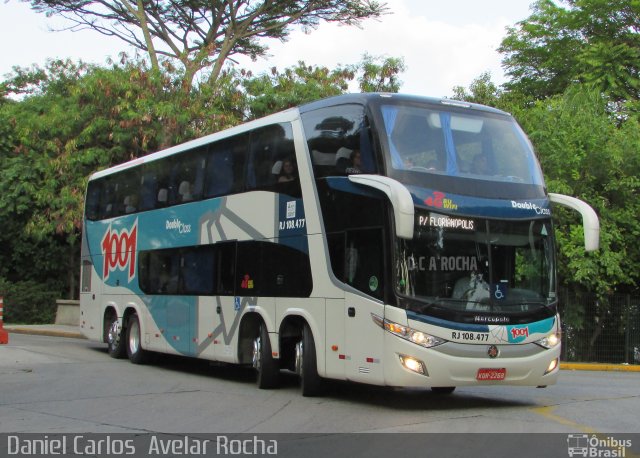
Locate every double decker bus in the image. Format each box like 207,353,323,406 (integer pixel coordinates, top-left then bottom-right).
80,93,599,395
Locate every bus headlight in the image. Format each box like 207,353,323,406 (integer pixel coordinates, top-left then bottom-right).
372,314,447,348
535,332,561,349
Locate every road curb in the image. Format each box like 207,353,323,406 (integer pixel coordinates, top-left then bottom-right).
6,327,86,340
560,362,640,372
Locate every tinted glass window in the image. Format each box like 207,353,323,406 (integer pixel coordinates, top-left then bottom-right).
204,134,248,198
246,123,300,197
302,104,378,178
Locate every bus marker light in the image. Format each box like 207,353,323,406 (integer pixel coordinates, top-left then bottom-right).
331,345,339,351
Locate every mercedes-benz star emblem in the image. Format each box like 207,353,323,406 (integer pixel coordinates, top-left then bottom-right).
487,345,499,359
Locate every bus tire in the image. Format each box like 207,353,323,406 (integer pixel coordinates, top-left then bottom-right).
253,324,279,389
106,313,126,359
296,323,323,397
126,313,148,364
431,386,455,394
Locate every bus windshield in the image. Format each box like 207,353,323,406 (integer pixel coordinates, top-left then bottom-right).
395,214,556,314
379,102,544,187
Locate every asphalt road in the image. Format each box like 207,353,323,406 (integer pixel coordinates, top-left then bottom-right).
1,333,639,436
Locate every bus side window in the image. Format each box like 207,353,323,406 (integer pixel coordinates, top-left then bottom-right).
247,123,297,191
85,180,102,220
215,242,236,295
205,134,248,198
345,228,385,300
302,105,378,179
181,247,214,295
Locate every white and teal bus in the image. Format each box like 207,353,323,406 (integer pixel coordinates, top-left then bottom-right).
80,93,599,395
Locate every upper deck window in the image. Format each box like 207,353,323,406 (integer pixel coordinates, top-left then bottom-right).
380,104,544,187
301,104,379,178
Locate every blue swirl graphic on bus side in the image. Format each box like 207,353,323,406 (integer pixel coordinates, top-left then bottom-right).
87,193,308,356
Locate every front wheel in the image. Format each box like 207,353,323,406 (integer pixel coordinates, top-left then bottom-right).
106,313,126,359
252,324,279,389
126,313,148,364
295,324,323,397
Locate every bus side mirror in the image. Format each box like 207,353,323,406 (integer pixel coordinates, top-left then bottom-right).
348,175,415,240
549,193,600,252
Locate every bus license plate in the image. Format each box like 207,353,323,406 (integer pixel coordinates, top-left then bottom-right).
477,368,506,381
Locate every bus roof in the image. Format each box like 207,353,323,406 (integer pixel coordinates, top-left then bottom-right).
298,93,510,117
89,93,509,181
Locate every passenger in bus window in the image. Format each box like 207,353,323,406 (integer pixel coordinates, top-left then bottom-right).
345,149,363,174
336,147,362,174
278,158,297,183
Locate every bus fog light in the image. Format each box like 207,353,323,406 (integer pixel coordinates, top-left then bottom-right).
545,358,559,374
398,354,427,376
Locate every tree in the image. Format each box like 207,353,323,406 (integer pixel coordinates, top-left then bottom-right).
357,53,405,93
451,71,501,107
243,54,405,119
499,0,640,105
25,0,388,92
510,85,640,297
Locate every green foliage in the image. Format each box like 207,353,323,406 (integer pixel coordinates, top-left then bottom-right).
451,72,503,107
500,0,640,105
0,278,60,324
509,85,640,296
243,62,352,120
357,54,406,93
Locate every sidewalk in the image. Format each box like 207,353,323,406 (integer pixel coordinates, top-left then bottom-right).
3,325,640,372
4,324,86,339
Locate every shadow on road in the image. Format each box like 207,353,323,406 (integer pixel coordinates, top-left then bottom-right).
89,342,533,411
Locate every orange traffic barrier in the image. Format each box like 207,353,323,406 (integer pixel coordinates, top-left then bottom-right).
0,296,8,344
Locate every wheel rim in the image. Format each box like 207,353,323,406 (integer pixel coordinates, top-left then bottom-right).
294,339,303,376
252,335,261,371
129,319,140,355
108,319,120,350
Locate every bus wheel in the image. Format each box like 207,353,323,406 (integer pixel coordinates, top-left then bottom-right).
252,324,279,389
126,313,148,364
431,386,456,395
106,314,126,359
295,324,323,397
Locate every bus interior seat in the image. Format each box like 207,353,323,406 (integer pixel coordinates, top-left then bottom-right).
335,147,353,174
271,160,283,182
124,195,137,214
312,149,338,177
178,181,193,202
157,188,168,206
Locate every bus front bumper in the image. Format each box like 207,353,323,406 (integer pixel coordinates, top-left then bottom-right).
383,334,561,388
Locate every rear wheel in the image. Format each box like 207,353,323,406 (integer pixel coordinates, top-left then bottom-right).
106,313,126,359
295,324,323,397
252,324,279,389
126,313,148,364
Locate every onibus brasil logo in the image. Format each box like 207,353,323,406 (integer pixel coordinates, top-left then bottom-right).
101,219,138,282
